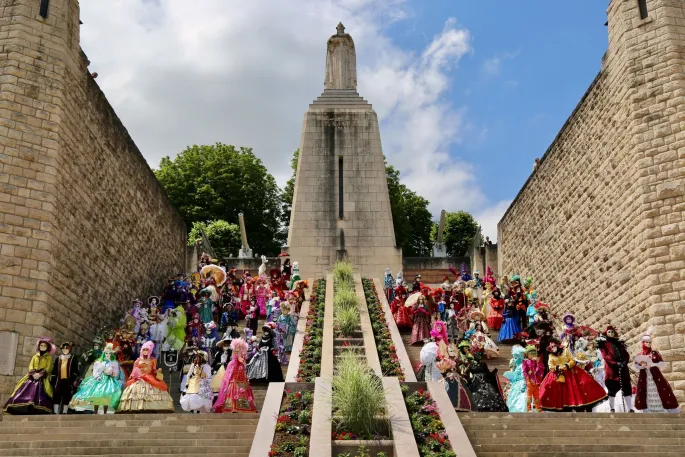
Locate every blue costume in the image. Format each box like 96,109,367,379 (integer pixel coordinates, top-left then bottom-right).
498,305,521,342
503,345,527,412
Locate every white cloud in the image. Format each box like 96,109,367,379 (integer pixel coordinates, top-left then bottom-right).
79,0,508,233
481,50,520,77
474,200,511,242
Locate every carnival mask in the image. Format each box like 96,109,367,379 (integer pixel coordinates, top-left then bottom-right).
607,330,616,338
61,347,71,355
39,342,48,352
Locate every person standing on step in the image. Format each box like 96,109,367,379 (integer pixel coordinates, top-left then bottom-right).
632,327,680,413
597,325,634,412
503,345,528,412
180,351,213,414
522,345,544,412
246,324,285,383
117,341,175,413
4,337,56,415
410,294,432,345
70,343,124,414
50,342,80,414
214,339,257,413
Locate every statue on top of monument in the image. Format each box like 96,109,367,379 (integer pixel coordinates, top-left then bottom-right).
324,22,357,91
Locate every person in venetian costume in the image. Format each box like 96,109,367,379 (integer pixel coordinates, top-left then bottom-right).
497,299,521,343
597,325,634,412
117,341,174,413
211,335,234,394
266,321,289,365
632,327,680,413
50,342,80,414
149,310,169,360
239,275,254,317
246,325,285,383
503,345,527,412
201,321,219,363
197,288,214,324
439,358,473,412
522,345,544,412
70,343,124,414
180,351,213,413
487,287,505,330
384,268,395,302
163,305,187,353
254,275,271,317
214,338,257,413
446,301,459,343
266,290,281,323
283,293,299,352
391,285,412,329
466,311,499,359
410,294,432,345
81,336,104,378
539,338,607,412
4,337,56,414
417,338,442,382
463,346,508,413
288,261,301,290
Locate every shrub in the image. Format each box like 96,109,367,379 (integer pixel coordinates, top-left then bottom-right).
334,287,359,311
335,306,361,337
333,260,355,284
332,352,388,439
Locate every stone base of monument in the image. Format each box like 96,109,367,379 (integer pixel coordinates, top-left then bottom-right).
238,248,253,259
432,242,447,258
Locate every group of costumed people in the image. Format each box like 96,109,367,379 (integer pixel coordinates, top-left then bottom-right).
3,256,308,415
384,265,681,414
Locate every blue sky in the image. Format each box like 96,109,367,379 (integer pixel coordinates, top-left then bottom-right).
80,0,611,239
383,0,609,212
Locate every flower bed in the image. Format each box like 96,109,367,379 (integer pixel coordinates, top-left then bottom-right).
401,385,456,457
297,279,326,382
269,387,314,457
362,278,404,380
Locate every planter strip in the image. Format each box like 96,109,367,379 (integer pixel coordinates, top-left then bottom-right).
354,273,383,377
286,277,314,382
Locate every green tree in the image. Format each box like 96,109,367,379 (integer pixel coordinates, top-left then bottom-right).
188,220,241,259
155,143,285,255
443,211,480,257
385,164,412,252
280,149,299,229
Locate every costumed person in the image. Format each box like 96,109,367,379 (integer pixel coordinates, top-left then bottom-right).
211,335,233,394
281,258,292,283
50,342,80,414
487,288,505,330
4,337,55,414
597,325,634,412
464,352,508,412
267,321,288,365
198,288,214,324
503,345,528,413
392,285,412,329
180,344,198,397
384,268,395,302
149,310,169,359
187,313,204,347
283,293,298,352
80,336,104,378
417,339,442,382
266,290,281,323
497,300,521,343
269,268,283,299
440,276,453,301
117,341,174,413
246,300,259,335
632,327,680,413
213,339,257,413
539,338,607,412
239,277,254,317
70,343,124,414
437,295,447,322
288,262,301,290
437,356,473,412
164,305,187,353
410,294,432,345
180,351,213,413
246,325,285,383
456,289,475,333
559,313,582,352
522,345,544,412
254,276,270,317
446,301,459,343
466,311,499,359
201,321,219,362
472,269,483,306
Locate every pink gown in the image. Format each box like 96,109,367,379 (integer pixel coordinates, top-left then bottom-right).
255,286,270,317
213,356,257,413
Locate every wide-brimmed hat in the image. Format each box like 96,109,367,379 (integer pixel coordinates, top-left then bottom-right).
35,337,56,354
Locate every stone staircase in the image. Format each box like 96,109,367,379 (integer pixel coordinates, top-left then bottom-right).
458,411,685,456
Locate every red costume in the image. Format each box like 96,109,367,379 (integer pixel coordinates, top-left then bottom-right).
487,294,504,330
633,331,680,412
598,326,633,400
392,286,412,329
239,280,254,316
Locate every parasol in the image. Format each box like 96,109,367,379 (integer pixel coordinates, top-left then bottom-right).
469,310,485,322
404,292,422,307
200,265,227,287
419,342,439,365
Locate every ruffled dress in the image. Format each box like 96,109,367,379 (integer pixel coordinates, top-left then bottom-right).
539,348,607,411
4,354,54,414
466,362,508,412
410,305,431,345
503,362,528,412
393,298,412,329
497,306,521,342
633,350,680,412
487,297,504,330
117,358,174,412
70,359,124,409
180,363,213,413
214,358,257,413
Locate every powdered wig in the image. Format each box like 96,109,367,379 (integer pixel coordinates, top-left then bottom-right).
231,338,248,359
140,341,155,358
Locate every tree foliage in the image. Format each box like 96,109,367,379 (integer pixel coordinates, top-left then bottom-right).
280,149,299,229
155,143,284,256
442,211,480,257
385,164,433,257
188,220,241,260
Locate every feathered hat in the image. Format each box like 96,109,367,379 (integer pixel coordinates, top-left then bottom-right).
140,341,155,357
641,327,654,343
35,337,56,354
457,339,471,349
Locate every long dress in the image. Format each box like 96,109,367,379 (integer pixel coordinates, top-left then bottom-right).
4,353,54,414
497,306,521,342
198,299,214,324
285,308,298,352
466,361,508,412
246,335,285,382
539,348,607,411
180,363,213,413
410,305,431,345
117,358,174,412
633,350,680,412
503,360,527,412
255,285,270,317
211,350,231,394
70,359,124,410
487,297,504,330
444,374,473,412
239,283,253,317
393,297,412,329
214,356,257,413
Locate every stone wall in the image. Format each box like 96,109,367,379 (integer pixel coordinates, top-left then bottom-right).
0,0,186,402
498,0,685,399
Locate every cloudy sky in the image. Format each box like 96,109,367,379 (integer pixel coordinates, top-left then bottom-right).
79,0,608,240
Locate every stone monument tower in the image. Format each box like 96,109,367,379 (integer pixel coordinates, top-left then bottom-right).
287,24,402,278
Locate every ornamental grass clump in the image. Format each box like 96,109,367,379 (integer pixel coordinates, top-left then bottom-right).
334,288,359,311
335,306,360,338
333,260,355,284
332,352,388,439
